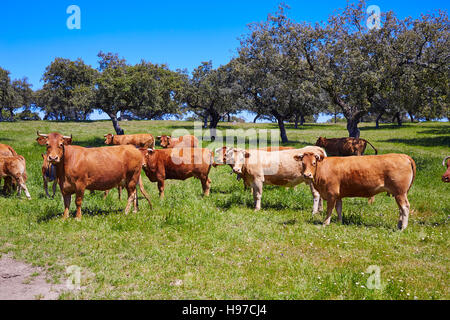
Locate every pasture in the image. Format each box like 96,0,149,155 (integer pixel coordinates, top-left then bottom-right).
0,120,448,299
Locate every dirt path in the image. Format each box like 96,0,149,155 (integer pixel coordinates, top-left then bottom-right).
0,253,67,300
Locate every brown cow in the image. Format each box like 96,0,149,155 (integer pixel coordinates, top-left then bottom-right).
104,133,155,149
41,153,58,198
157,135,199,148
140,147,213,198
223,146,327,212
442,156,450,183
315,137,378,156
0,143,18,194
38,132,152,219
294,153,416,230
0,155,31,199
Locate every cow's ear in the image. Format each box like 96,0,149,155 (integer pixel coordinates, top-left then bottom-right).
36,136,48,146
244,151,251,158
157,136,161,140
293,154,304,162
315,154,324,162
41,153,45,159
63,138,72,145
147,148,155,154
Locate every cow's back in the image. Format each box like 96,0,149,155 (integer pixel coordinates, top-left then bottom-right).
0,144,17,157
156,148,212,180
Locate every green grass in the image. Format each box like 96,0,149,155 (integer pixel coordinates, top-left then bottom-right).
0,120,448,300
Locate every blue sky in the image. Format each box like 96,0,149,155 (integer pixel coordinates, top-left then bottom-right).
1,0,448,121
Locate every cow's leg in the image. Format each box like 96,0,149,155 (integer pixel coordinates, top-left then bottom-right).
124,187,137,215
75,189,85,220
118,186,122,201
394,194,410,230
103,189,110,200
62,193,72,219
368,196,375,204
133,190,139,213
201,176,211,196
44,177,50,197
18,177,31,200
157,180,165,199
323,197,336,226
309,183,322,215
336,199,343,223
252,179,263,211
52,181,57,198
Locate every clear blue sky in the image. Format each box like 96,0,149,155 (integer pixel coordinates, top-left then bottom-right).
1,0,448,121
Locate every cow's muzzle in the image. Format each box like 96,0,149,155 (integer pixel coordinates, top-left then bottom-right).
303,173,313,179
47,155,60,163
442,175,450,183
233,168,242,174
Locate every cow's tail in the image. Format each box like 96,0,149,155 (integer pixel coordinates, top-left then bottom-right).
138,176,152,209
407,156,416,193
8,146,18,156
365,139,378,155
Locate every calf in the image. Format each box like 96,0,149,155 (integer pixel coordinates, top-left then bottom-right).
140,147,213,198
104,133,155,149
157,135,199,148
0,143,17,194
38,132,152,219
223,146,327,212
0,155,31,199
295,153,416,230
442,156,450,183
41,153,57,198
315,137,377,156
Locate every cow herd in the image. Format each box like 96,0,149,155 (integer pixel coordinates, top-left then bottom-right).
0,131,448,230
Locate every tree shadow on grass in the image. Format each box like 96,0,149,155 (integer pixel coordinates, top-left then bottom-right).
37,205,124,223
383,136,450,148
75,137,105,148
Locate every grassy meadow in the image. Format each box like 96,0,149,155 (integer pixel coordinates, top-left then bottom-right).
0,120,448,300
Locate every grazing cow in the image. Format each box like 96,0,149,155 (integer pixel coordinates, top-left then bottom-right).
157,135,199,148
0,155,31,199
104,133,155,149
140,147,213,198
315,137,378,156
222,146,327,212
442,156,450,183
41,153,57,198
294,153,416,230
37,132,152,219
0,143,18,194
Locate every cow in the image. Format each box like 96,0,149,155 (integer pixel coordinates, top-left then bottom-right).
157,135,199,148
41,153,57,198
0,143,18,194
222,146,327,212
442,156,450,183
294,153,416,230
140,147,213,198
37,132,152,219
0,155,31,200
104,133,155,149
315,137,378,156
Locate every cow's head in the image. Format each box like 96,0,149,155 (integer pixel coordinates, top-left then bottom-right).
37,131,72,164
294,152,324,180
225,148,250,174
158,135,171,148
213,147,229,165
104,134,114,145
442,156,450,183
315,137,327,147
36,131,72,146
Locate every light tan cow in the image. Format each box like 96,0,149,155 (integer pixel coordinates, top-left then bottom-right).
157,135,199,148
0,155,31,199
223,146,327,212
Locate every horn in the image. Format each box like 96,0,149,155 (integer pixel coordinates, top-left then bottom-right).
37,130,48,137
157,136,161,139
147,148,153,152
62,135,72,139
443,156,450,167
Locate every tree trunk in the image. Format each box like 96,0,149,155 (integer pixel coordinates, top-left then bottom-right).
346,117,361,138
253,114,260,123
393,112,402,126
227,113,231,122
375,112,383,129
408,111,414,123
108,112,124,135
276,117,289,143
294,114,299,129
300,114,305,126
209,114,220,141
203,114,208,129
